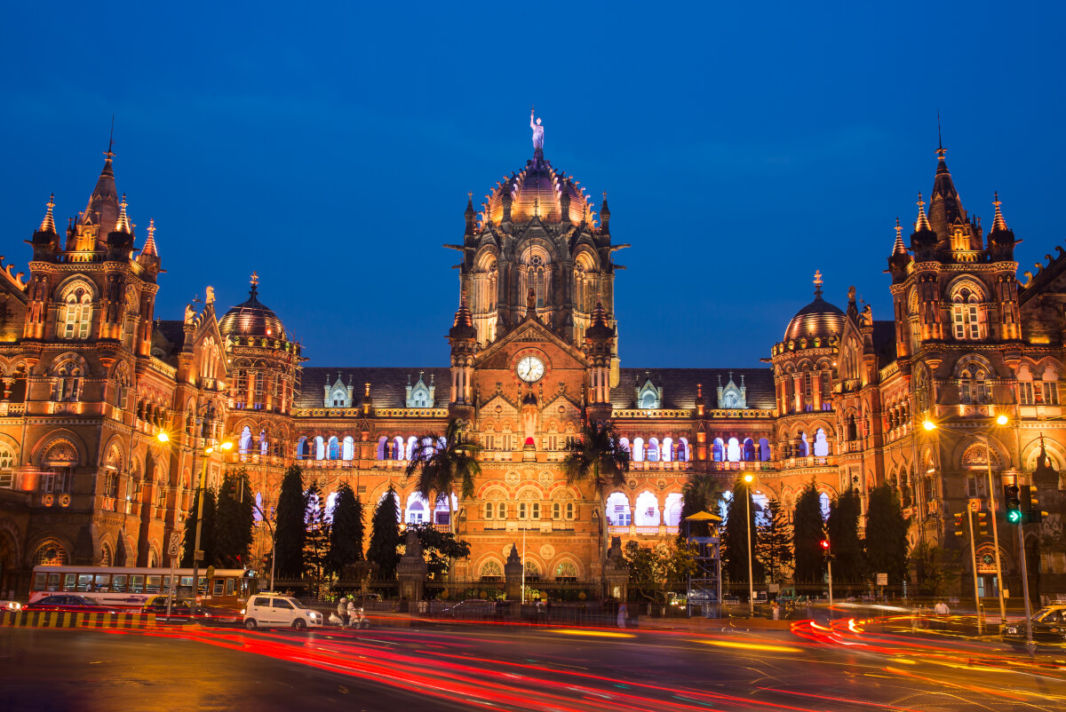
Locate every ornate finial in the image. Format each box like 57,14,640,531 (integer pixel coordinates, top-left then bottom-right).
915,192,932,231
141,217,158,257
936,111,945,160
105,114,115,160
992,191,1009,232
813,270,823,298
115,193,131,233
38,193,57,233
892,216,906,255
249,271,259,297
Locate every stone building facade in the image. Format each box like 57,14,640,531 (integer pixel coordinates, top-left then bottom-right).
0,127,1063,602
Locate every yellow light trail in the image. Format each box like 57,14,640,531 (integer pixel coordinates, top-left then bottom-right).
692,639,801,654
550,629,636,639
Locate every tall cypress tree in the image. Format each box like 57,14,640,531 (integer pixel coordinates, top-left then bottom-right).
792,483,825,585
181,488,218,568
274,465,307,581
721,479,764,586
756,498,793,584
865,485,909,587
215,470,255,568
303,481,330,588
367,487,401,581
327,483,364,576
827,488,864,583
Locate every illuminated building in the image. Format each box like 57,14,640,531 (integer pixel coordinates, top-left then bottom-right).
0,125,1062,601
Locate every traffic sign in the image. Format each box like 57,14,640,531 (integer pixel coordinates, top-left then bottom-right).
167,532,182,557
876,573,888,586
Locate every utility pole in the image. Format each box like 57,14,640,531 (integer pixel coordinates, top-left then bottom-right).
966,499,983,635
1017,518,1035,653
984,437,1007,625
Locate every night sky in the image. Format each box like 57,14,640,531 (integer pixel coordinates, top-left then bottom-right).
1,2,1063,369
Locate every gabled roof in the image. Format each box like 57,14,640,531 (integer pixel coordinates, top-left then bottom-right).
296,367,450,410
610,367,775,411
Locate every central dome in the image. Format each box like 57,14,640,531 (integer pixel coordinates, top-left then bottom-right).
481,152,596,226
784,294,845,342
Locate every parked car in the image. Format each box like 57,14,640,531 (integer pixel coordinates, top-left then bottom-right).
1003,604,1066,645
140,595,241,623
23,594,118,615
242,593,323,630
0,600,22,612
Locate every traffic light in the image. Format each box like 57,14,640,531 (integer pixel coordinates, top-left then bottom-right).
1020,485,1043,524
820,539,831,558
953,512,964,537
1004,484,1022,524
976,511,990,536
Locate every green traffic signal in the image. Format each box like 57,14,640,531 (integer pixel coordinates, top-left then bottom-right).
1006,508,1023,524
1004,484,1023,525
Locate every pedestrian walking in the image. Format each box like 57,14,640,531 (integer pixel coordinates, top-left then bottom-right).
771,600,780,621
336,596,349,626
617,601,628,629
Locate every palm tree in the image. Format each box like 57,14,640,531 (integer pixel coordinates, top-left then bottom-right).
563,420,631,562
405,419,482,534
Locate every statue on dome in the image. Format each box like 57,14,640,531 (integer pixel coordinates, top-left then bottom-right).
530,107,544,152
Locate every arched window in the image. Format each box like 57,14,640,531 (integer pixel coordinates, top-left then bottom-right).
0,441,16,488
819,492,831,521
634,491,660,526
342,436,354,461
813,428,829,457
742,438,756,461
712,438,725,462
327,436,340,460
646,438,660,462
632,437,644,462
479,560,503,580
58,283,94,340
554,560,578,581
726,437,741,462
758,437,771,461
605,492,631,526
259,430,268,456
376,436,388,460
664,492,684,527
34,540,68,566
51,358,84,402
661,437,673,462
796,432,810,457
393,436,405,460
677,437,690,462
951,288,981,340
253,492,264,522
405,492,428,524
959,364,992,405
405,436,417,460
238,426,253,455
314,436,325,461
618,437,630,454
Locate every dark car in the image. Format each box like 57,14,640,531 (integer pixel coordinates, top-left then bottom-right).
1003,605,1066,645
141,595,241,624
24,595,118,615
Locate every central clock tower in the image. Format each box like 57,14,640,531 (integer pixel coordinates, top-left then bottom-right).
443,123,621,585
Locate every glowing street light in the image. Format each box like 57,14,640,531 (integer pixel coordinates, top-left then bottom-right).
742,472,755,616
156,431,170,444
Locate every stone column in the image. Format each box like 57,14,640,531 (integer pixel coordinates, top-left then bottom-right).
396,530,427,609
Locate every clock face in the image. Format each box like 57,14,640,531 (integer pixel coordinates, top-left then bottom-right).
516,355,545,383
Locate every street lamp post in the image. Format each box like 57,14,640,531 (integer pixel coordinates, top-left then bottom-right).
742,473,755,617
250,499,278,592
965,498,983,635
191,440,232,603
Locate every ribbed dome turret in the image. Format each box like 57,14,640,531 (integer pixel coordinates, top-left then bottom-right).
783,273,845,342
480,152,596,227
219,275,286,339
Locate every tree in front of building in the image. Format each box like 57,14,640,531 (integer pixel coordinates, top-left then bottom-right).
910,541,959,598
720,478,764,588
792,483,825,585
326,483,364,577
864,484,909,589
404,522,471,580
214,469,254,568
827,488,864,584
564,420,630,560
623,540,698,605
273,465,307,581
303,481,330,593
180,487,217,569
367,487,401,581
756,498,793,585
676,473,723,542
406,419,481,534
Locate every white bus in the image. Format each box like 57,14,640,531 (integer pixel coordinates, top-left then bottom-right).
30,565,257,608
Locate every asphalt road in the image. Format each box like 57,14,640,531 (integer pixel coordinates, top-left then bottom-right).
1,618,1064,711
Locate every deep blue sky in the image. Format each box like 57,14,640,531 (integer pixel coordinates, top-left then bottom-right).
2,2,1063,369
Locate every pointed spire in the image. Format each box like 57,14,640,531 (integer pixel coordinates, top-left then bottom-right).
142,218,158,256
915,192,932,232
38,193,57,234
991,191,1009,232
464,191,475,236
114,193,132,234
449,292,476,340
813,270,823,299
600,191,610,232
892,217,906,255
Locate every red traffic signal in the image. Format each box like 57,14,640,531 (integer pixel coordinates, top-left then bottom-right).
819,539,830,551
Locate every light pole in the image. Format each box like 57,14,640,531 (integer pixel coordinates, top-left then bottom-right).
965,498,983,635
742,473,755,617
923,416,1008,626
191,440,233,602
249,498,278,592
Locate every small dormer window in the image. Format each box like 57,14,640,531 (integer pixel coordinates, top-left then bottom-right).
331,388,348,407
636,378,662,410
406,371,435,408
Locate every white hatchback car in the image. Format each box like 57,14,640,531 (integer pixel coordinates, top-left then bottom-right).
243,594,323,631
